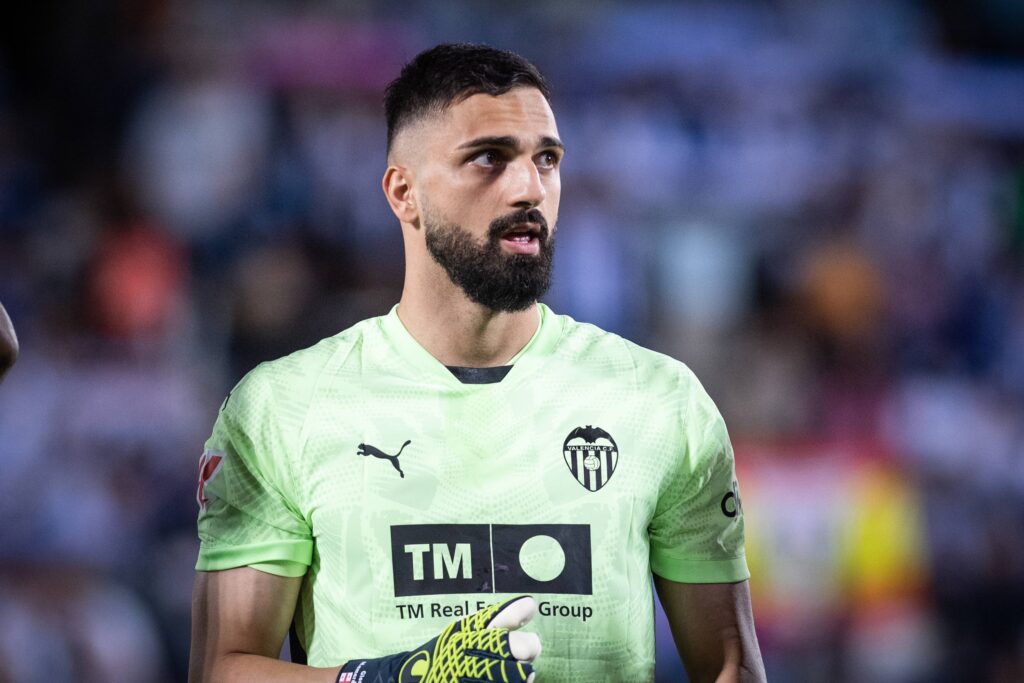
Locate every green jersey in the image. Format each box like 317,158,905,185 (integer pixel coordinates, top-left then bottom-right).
196,304,748,681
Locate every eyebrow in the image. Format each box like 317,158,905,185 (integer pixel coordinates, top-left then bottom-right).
457,135,565,152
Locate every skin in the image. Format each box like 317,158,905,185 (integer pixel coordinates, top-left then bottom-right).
383,87,563,367
656,576,766,683
189,569,333,682
190,86,765,682
0,303,17,382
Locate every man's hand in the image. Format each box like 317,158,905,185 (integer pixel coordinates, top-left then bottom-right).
337,596,541,683
0,302,17,383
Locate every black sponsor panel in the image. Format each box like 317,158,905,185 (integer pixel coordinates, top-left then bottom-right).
391,523,593,597
390,524,492,597
492,524,592,595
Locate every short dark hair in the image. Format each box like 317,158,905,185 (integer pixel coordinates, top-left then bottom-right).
384,43,551,153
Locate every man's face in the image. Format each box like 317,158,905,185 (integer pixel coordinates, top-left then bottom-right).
408,87,563,311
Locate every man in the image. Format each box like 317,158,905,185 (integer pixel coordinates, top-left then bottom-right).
190,44,764,682
0,302,17,383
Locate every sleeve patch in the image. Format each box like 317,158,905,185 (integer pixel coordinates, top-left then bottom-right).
196,449,226,510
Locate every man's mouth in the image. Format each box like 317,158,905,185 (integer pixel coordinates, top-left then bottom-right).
500,224,543,254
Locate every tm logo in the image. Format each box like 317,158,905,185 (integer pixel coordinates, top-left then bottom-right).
390,524,592,597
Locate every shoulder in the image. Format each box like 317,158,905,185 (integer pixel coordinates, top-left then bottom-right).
228,315,383,412
548,308,706,400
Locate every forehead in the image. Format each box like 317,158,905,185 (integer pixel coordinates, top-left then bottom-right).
436,87,558,145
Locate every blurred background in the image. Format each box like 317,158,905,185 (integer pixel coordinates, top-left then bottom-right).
0,0,1022,681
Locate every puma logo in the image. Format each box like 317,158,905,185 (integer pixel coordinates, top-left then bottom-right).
357,440,411,478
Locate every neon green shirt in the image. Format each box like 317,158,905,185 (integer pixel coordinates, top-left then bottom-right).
196,304,748,681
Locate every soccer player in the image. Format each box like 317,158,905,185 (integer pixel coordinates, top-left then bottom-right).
0,302,17,383
189,44,765,682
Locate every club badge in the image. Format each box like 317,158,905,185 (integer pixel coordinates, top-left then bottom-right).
563,426,618,492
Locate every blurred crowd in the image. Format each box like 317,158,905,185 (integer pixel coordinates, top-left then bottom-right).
0,1,1022,681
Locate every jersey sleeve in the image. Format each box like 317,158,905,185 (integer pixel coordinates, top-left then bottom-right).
649,373,749,584
195,366,313,577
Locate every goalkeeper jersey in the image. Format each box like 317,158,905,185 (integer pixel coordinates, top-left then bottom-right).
195,303,748,681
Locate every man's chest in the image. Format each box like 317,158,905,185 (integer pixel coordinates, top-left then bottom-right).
299,380,668,525
296,382,672,599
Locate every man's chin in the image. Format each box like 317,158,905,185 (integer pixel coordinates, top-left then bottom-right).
424,219,553,312
466,277,552,313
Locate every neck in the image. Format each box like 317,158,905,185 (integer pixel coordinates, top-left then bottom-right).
397,272,539,368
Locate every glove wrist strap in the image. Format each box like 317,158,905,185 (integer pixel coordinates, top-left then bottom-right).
336,652,407,683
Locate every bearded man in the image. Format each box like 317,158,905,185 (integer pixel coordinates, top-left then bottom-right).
189,43,764,683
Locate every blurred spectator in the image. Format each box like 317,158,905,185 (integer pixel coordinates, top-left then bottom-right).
0,566,165,682
88,225,187,342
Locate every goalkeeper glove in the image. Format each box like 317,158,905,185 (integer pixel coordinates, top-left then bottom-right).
336,595,541,683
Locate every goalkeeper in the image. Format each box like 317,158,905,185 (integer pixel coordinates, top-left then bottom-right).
190,43,764,682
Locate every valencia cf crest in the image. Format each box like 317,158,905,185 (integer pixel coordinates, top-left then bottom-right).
563,426,618,492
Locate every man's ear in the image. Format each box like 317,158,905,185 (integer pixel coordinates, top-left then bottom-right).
382,165,419,225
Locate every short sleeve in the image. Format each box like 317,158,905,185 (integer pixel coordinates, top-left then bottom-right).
649,377,749,584
195,368,313,577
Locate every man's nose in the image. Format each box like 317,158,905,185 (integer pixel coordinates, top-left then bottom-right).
507,159,546,209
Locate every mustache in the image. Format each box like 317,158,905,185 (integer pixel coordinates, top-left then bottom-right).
487,208,549,241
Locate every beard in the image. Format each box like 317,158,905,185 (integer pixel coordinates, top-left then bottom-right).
424,207,555,312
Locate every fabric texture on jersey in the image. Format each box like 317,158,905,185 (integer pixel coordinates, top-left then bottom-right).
196,303,748,681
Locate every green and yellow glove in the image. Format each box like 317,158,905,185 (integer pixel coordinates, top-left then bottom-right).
336,595,541,683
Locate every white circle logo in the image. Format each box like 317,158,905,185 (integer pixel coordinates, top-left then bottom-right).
518,534,566,582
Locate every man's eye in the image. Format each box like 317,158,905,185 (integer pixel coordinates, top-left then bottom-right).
470,150,503,167
536,151,560,169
